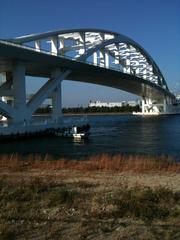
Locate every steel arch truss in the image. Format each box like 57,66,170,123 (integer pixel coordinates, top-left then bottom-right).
11,28,169,91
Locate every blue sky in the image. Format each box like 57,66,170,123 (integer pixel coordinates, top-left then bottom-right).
0,0,179,107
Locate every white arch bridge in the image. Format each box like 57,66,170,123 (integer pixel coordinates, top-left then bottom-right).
0,28,179,135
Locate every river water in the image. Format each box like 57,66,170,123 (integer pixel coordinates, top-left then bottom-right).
0,114,180,159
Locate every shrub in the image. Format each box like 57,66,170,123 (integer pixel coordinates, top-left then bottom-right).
48,186,79,206
101,187,179,221
0,230,16,240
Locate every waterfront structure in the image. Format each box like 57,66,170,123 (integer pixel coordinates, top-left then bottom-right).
0,28,179,135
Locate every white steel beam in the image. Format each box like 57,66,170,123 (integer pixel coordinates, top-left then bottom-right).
58,37,64,55
115,43,120,64
51,37,58,55
105,49,109,68
93,52,98,65
0,99,15,118
99,49,105,67
35,40,41,51
27,69,71,116
79,32,86,52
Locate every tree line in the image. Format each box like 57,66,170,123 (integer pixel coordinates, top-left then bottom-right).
35,105,140,114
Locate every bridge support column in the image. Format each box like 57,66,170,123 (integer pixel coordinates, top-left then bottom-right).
27,69,70,122
51,71,62,125
163,99,167,113
141,98,160,114
142,98,145,114
12,62,27,123
138,97,170,115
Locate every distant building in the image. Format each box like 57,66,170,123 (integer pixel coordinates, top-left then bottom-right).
89,100,139,108
176,94,180,100
89,101,121,107
127,100,138,107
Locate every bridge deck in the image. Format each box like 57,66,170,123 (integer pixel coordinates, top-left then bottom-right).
0,41,174,100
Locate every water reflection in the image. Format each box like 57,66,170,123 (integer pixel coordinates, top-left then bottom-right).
72,138,89,146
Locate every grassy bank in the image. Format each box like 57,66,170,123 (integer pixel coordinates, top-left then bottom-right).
0,154,180,239
0,153,179,173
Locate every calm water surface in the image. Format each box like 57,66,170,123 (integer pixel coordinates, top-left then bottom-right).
0,115,180,159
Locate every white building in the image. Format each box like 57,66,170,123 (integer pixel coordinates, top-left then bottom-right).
176,94,180,100
127,100,138,107
89,100,138,108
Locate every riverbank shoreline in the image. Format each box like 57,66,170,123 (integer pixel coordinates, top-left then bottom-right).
34,112,133,117
63,112,133,116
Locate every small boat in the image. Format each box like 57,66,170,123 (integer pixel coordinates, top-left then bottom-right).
0,115,7,121
54,124,90,139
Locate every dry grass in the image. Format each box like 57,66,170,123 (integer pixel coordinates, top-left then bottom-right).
0,153,180,239
0,173,180,240
0,153,179,173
